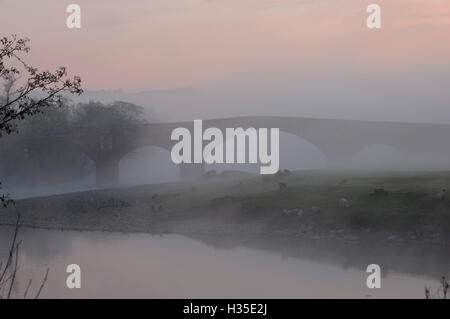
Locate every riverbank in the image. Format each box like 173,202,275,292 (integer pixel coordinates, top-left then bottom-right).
1,170,450,246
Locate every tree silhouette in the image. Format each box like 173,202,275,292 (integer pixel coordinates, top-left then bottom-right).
0,35,82,206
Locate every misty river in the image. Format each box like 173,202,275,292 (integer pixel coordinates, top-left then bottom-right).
1,226,446,299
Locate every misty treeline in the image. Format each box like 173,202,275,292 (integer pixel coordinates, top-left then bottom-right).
0,34,82,204
0,34,148,189
0,100,147,185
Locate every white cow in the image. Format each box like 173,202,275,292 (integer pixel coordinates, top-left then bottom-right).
338,198,350,208
283,208,303,217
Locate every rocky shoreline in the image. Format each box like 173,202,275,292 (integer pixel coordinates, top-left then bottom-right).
1,171,450,248
1,202,449,248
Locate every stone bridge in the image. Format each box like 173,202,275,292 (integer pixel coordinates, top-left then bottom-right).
22,116,450,184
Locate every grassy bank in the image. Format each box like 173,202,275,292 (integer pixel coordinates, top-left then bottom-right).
1,170,450,244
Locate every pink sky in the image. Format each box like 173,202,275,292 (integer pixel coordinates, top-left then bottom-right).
0,0,449,91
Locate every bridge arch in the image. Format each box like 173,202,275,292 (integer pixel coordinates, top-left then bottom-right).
118,146,179,184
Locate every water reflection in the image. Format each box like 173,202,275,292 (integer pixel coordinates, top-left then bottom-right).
0,226,446,298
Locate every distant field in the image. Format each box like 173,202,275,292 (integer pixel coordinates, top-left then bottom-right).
2,170,450,244
223,170,450,227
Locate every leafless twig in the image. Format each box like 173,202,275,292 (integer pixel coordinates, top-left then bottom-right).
6,242,20,299
34,268,49,299
0,213,20,287
23,279,32,299
0,213,50,299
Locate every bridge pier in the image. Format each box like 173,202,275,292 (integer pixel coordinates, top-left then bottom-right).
95,157,120,185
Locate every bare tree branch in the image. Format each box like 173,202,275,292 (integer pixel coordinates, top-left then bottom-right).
34,268,49,299
0,213,20,284
23,279,32,299
6,242,19,299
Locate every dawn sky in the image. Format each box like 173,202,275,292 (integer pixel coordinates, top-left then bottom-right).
1,0,449,123
0,0,448,90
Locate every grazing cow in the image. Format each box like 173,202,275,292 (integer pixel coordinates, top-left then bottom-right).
436,189,446,200
338,198,350,207
276,169,292,177
283,208,303,217
293,208,303,217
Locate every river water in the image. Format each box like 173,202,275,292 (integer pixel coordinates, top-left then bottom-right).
0,226,446,299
